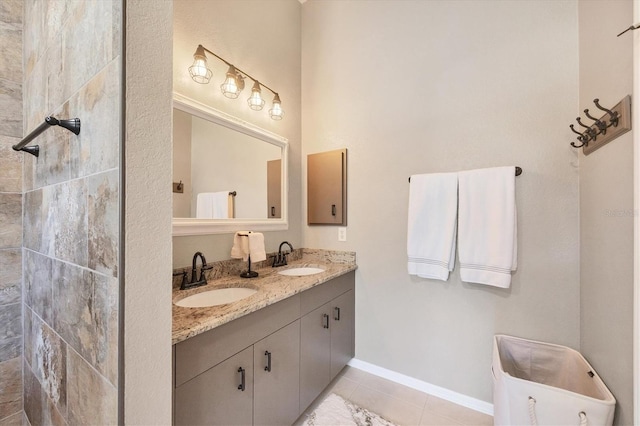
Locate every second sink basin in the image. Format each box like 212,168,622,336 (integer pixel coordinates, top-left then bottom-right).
175,287,257,308
278,267,325,276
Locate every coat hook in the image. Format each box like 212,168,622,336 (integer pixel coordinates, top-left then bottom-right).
593,98,619,126
617,24,640,37
576,117,597,140
584,109,608,135
569,124,588,141
571,140,586,148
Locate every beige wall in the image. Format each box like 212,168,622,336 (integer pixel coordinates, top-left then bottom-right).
302,0,581,402
172,0,302,267
173,109,192,218
124,0,173,424
578,1,634,425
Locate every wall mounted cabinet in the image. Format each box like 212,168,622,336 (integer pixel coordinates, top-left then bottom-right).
173,272,355,425
307,149,347,225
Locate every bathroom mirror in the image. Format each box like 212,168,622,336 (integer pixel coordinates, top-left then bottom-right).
172,92,288,236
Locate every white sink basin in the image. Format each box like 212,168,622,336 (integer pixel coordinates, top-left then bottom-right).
278,267,325,276
175,287,257,308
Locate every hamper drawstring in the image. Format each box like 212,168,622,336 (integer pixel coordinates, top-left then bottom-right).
528,397,588,426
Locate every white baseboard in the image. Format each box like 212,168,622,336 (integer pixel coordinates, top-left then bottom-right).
347,358,494,416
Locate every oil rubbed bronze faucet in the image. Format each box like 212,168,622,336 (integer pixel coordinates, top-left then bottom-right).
272,241,293,267
180,251,212,290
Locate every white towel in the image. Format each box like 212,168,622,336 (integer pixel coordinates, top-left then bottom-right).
407,173,458,281
231,231,251,261
230,231,266,262
458,166,517,288
248,232,266,262
196,191,229,219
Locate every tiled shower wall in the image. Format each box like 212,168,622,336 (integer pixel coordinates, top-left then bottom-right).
0,0,24,424
21,1,121,424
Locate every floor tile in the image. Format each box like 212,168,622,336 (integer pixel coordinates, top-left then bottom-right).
349,384,423,425
329,375,359,400
425,396,493,425
359,373,428,408
420,410,463,426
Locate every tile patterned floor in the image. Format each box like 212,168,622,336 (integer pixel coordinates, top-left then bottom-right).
296,366,494,426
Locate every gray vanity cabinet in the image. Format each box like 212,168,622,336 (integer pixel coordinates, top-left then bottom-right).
173,271,355,425
174,346,254,425
299,272,355,412
254,321,300,425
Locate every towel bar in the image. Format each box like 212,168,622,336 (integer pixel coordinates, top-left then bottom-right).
408,166,522,182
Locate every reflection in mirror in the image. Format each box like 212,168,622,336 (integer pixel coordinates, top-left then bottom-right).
172,93,288,236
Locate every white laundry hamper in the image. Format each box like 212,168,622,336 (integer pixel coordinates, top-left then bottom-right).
492,335,616,426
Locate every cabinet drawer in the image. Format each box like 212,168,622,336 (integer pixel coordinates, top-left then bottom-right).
175,294,300,387
300,271,354,316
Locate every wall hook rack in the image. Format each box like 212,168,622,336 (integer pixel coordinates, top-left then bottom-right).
12,116,81,157
568,95,631,155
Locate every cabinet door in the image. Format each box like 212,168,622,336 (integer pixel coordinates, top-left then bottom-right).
330,290,355,379
307,149,347,225
299,303,332,412
175,346,254,425
266,159,281,219
254,321,300,426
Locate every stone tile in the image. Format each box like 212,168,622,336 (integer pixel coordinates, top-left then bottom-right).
0,136,22,193
339,365,373,383
67,349,117,426
22,190,42,253
424,396,493,426
42,180,87,266
23,0,44,79
23,359,66,426
0,337,21,363
107,276,118,387
0,304,20,340
52,260,113,379
349,385,423,426
45,39,64,116
0,357,22,421
23,249,52,324
0,194,21,249
70,59,120,178
359,374,429,408
420,410,463,426
0,410,25,426
22,50,46,135
0,249,21,305
0,22,22,84
30,114,71,190
63,0,116,102
0,0,23,26
0,78,22,139
23,309,66,415
328,375,358,400
88,170,118,277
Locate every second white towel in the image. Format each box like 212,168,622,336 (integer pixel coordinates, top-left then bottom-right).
230,231,266,262
407,173,458,281
458,166,517,288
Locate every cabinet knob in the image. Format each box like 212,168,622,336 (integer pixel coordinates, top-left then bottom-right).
237,367,246,391
323,313,330,329
264,351,272,372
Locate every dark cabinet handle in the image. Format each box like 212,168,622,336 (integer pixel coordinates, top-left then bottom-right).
334,307,341,321
323,313,330,329
331,204,336,216
271,206,275,217
264,351,272,372
237,367,245,391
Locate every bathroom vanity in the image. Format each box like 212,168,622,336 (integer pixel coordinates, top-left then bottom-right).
172,252,356,425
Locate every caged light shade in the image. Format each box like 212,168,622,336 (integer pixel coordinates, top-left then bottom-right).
269,94,284,120
220,65,245,99
188,45,212,84
247,81,265,111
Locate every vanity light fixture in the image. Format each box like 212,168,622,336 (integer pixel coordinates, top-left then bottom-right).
188,44,284,120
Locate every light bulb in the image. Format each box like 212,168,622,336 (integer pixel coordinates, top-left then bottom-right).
220,66,244,99
269,94,284,120
247,81,265,111
188,45,212,84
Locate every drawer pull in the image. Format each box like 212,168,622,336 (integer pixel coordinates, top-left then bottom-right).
237,367,245,391
323,313,330,329
331,204,337,216
264,351,272,372
334,307,341,321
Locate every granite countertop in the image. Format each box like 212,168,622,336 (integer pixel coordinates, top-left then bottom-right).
172,249,357,345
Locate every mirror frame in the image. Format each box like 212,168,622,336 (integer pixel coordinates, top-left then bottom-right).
172,92,289,236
